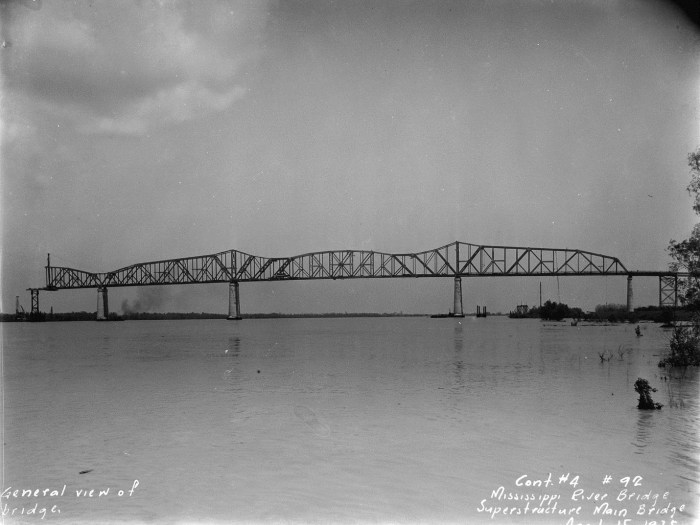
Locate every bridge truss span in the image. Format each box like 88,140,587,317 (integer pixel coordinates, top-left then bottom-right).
44,241,630,290
453,243,628,277
32,241,686,320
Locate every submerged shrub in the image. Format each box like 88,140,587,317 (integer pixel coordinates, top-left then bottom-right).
539,300,570,321
634,378,663,410
659,322,700,367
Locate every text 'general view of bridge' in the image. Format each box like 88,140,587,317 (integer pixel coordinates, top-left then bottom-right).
26,241,684,320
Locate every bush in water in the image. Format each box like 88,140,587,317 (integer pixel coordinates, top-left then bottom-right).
634,378,663,410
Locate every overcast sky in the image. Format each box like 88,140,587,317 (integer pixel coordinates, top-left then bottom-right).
2,0,699,315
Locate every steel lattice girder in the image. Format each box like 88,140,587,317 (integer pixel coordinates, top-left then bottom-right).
659,275,678,307
44,241,632,290
29,289,39,314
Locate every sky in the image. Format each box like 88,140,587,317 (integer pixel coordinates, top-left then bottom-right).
1,0,699,316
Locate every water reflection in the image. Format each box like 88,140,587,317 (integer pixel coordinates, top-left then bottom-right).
453,321,463,352
100,335,112,355
632,410,655,454
221,337,242,382
225,336,241,358
451,322,465,392
664,368,700,486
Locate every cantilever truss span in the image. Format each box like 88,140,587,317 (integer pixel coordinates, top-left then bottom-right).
45,242,630,290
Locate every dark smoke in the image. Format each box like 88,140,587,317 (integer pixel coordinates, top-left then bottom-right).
121,287,170,314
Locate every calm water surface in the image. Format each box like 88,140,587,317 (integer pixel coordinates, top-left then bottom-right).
2,317,699,524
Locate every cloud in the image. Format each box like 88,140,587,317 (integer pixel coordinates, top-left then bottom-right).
2,1,269,135
84,81,248,136
1,107,35,146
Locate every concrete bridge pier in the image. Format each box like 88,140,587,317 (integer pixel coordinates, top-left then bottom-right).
228,281,242,320
626,275,633,313
96,286,109,320
453,277,464,316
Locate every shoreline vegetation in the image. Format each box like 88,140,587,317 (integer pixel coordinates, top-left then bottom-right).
508,301,687,325
0,305,689,323
653,147,700,368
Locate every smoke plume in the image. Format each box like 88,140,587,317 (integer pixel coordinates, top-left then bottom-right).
121,287,170,314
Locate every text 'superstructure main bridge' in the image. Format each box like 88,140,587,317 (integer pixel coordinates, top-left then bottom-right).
44,242,631,290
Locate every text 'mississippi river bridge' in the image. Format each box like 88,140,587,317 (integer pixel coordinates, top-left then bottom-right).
28,241,683,320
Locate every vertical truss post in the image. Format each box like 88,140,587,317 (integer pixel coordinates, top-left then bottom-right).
455,242,460,276
30,289,39,315
228,281,242,320
453,277,464,317
626,275,633,313
96,286,109,321
659,276,678,308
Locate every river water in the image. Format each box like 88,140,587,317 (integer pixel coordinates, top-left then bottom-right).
1,317,698,524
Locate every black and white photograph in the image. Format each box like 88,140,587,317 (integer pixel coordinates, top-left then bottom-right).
2,1,699,523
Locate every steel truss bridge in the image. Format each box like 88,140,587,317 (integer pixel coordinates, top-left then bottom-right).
28,241,684,320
